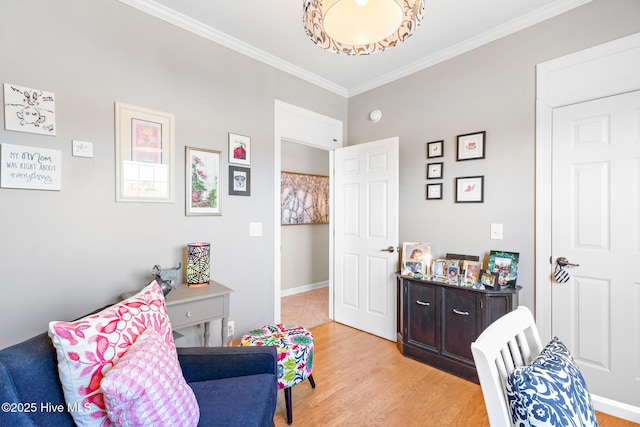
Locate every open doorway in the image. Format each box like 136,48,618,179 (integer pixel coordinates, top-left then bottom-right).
273,100,343,327
280,141,330,328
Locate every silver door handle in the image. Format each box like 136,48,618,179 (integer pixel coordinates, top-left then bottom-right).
416,301,430,306
452,309,469,316
380,246,395,253
556,257,579,267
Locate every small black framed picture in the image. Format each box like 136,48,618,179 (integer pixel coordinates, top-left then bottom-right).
456,131,486,161
455,175,484,203
427,140,444,158
480,269,499,290
426,183,442,200
229,166,251,196
427,162,443,180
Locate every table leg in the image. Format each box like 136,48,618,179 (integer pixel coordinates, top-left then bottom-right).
221,317,228,346
203,321,211,347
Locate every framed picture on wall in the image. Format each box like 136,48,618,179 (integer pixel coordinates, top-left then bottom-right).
456,131,486,161
281,171,329,224
455,176,484,203
229,166,250,196
426,183,442,200
228,133,251,166
427,140,444,158
115,102,175,203
186,146,222,216
427,162,443,179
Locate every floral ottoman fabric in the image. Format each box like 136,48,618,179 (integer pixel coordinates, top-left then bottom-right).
241,324,314,389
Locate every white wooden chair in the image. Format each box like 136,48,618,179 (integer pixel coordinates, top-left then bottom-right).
470,306,543,426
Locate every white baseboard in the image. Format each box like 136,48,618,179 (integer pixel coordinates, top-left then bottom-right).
592,394,640,423
281,281,328,297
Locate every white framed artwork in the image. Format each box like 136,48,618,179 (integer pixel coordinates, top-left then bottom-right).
3,83,56,135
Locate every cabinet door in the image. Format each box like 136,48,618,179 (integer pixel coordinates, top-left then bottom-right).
406,282,438,351
442,289,478,364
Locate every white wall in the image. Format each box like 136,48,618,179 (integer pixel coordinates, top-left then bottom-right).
0,0,347,349
347,0,640,311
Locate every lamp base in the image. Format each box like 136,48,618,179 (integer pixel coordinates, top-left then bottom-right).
187,282,210,288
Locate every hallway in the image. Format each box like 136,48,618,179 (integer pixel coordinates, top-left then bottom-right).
281,287,330,329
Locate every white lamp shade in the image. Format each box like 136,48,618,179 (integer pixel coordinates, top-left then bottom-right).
303,0,424,55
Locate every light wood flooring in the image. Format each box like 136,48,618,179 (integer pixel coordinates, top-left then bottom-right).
273,293,636,426
281,286,331,329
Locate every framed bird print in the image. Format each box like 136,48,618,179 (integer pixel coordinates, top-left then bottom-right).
455,175,484,203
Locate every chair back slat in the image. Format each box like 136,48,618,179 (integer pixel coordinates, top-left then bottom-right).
471,306,543,426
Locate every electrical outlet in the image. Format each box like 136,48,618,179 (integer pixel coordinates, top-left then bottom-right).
227,321,234,340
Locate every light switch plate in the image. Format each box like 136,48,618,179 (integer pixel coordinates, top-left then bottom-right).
490,223,503,240
249,222,263,237
72,140,93,158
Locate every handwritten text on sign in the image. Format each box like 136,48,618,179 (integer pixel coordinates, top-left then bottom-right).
0,143,61,190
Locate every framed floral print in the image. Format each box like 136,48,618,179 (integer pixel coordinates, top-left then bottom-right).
186,147,221,216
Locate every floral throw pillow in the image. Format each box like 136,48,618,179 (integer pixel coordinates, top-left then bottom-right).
48,281,174,427
506,337,599,427
101,328,199,426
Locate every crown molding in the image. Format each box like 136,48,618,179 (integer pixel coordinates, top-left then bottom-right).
120,0,591,99
347,0,593,96
118,0,349,97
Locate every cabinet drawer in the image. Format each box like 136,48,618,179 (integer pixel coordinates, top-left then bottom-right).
442,290,478,364
406,282,439,350
166,297,223,329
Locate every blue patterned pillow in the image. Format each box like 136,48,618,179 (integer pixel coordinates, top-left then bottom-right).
506,337,598,427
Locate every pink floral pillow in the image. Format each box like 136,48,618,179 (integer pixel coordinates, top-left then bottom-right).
101,328,199,426
48,281,174,427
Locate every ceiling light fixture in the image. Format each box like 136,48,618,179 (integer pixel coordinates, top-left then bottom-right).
303,0,424,56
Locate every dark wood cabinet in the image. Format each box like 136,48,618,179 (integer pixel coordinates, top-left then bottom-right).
398,276,519,383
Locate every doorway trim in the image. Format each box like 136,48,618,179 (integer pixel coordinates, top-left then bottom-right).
535,32,640,419
273,100,344,323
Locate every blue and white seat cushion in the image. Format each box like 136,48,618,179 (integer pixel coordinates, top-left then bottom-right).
506,337,599,427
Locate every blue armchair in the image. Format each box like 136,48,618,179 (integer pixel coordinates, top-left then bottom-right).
0,332,277,426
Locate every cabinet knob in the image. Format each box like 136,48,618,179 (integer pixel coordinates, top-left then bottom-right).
186,311,192,318
452,309,469,316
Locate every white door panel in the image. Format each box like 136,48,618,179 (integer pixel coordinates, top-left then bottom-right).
551,90,640,406
334,137,399,341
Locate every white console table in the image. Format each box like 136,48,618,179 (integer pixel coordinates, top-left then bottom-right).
122,281,232,346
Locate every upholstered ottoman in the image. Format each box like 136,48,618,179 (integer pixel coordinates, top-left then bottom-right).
241,324,315,424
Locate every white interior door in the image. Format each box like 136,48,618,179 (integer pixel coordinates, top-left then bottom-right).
551,90,640,407
333,137,399,341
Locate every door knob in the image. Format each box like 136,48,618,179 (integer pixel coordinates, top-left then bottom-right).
556,257,579,267
380,246,395,253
